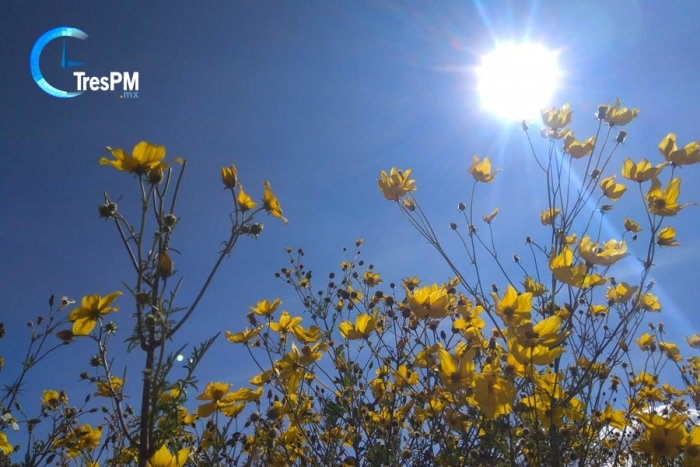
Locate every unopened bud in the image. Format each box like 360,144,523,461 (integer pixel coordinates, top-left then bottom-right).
148,168,164,185
156,250,174,278
163,214,177,227
98,202,118,219
616,130,627,144
458,202,466,211
590,169,601,180
449,222,458,230
521,120,529,132
221,164,239,189
596,105,608,120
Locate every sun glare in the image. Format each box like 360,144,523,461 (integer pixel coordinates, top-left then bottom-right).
476,43,560,121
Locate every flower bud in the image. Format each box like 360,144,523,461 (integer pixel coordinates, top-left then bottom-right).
148,168,164,185
221,164,238,189
596,105,608,120
449,222,458,230
521,120,529,132
156,250,174,277
98,202,118,219
458,202,466,211
163,214,177,227
616,130,627,144
590,169,601,180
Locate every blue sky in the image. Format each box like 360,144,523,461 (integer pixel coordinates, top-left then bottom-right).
1,0,699,416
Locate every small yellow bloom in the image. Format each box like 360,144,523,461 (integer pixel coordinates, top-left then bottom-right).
339,313,377,340
195,382,232,417
468,156,501,183
406,284,451,319
401,276,420,290
491,285,532,328
147,445,191,467
221,164,238,189
363,270,382,287
599,175,627,201
687,334,700,349
639,292,661,312
659,342,683,362
657,225,680,247
249,298,281,317
522,277,546,297
658,132,700,166
482,208,499,224
225,326,263,344
68,291,122,336
623,217,642,233
541,103,573,130
646,177,693,217
401,197,416,211
562,130,595,158
236,184,257,212
95,376,124,397
100,141,182,175
549,246,605,288
540,207,560,226
578,235,628,266
0,431,13,455
636,333,656,351
269,310,303,335
262,181,288,225
377,167,417,201
603,98,639,127
606,282,638,303
621,158,665,183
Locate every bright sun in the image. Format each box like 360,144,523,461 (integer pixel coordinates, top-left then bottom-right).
476,43,560,121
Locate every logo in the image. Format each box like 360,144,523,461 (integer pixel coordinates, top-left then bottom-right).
30,26,139,99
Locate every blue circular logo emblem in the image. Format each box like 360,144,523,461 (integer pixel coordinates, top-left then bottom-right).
30,27,88,98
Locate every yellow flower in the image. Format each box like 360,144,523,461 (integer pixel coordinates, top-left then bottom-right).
658,132,700,166
640,292,661,312
405,283,451,319
95,376,124,397
482,208,499,224
562,131,595,158
623,217,642,232
236,184,257,212
491,285,532,328
147,445,191,467
514,315,569,348
0,431,12,455
221,164,238,189
469,156,501,183
657,225,680,247
262,181,288,225
636,333,656,351
225,326,263,344
100,141,181,175
603,98,639,127
269,310,303,337
522,277,546,297
549,246,604,288
631,413,686,461
401,197,416,211
599,402,626,430
363,271,382,287
578,235,628,266
540,207,560,226
68,291,122,336
646,177,692,217
599,175,626,201
402,276,420,290
606,282,638,303
377,167,417,201
339,313,377,340
659,342,683,362
621,158,665,183
41,389,61,410
437,348,475,392
195,382,232,417
249,298,281,317
687,335,700,349
684,426,700,467
541,103,573,130
471,371,516,419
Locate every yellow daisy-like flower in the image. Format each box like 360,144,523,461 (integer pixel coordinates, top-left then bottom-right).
68,291,122,336
562,130,595,158
339,313,377,340
623,217,642,233
94,376,124,397
471,371,516,419
657,225,680,247
221,164,238,189
225,326,263,344
645,177,693,217
147,445,191,467
405,283,451,319
482,208,499,224
541,103,573,130
658,132,700,166
249,298,281,317
0,431,13,455
621,158,665,183
262,181,288,225
468,156,501,183
195,382,232,417
236,184,257,212
491,285,532,328
540,207,560,226
599,175,627,201
377,167,417,201
269,310,303,336
603,98,639,127
100,141,182,175
578,235,628,266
